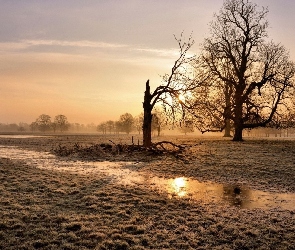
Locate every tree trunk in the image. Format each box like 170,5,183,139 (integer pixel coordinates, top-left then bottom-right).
233,94,244,141
233,110,244,141
223,82,232,137
143,80,153,147
223,119,232,137
233,123,243,141
157,125,161,137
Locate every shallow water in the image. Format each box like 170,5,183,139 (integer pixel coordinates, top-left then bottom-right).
0,145,294,211
0,135,49,138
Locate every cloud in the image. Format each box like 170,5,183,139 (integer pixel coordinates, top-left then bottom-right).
132,47,180,58
0,42,29,51
23,39,127,49
0,39,184,58
0,39,127,53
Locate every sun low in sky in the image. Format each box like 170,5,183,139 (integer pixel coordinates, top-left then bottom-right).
1,0,294,124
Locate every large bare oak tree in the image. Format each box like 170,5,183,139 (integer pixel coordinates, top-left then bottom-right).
194,0,295,141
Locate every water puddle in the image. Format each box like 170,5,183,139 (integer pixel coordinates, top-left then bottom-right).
0,145,294,211
0,135,49,138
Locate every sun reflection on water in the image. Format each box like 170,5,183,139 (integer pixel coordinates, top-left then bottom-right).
170,177,187,197
1,145,295,210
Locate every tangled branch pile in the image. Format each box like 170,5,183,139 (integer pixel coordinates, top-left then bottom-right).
52,141,186,161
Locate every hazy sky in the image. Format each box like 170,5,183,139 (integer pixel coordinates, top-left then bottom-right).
1,0,295,124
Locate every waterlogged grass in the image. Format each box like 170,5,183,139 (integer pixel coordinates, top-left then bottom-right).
1,135,295,249
135,138,295,193
0,158,295,249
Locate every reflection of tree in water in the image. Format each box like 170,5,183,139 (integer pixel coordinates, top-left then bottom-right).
222,185,251,208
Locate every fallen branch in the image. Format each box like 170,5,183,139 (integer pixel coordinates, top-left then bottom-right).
52,140,187,161
152,141,185,151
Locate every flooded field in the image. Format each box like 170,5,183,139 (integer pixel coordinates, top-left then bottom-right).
0,135,49,138
1,135,295,249
1,145,294,211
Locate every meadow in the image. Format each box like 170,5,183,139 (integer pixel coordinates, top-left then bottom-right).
0,134,295,249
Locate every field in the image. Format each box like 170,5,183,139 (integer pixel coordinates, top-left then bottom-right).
0,134,295,249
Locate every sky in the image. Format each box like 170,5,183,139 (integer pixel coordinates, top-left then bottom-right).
1,0,295,125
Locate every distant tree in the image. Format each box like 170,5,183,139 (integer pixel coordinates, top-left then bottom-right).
0,123,19,132
179,120,194,135
193,0,295,141
18,126,25,132
71,123,84,132
97,122,107,134
151,109,167,136
106,120,115,134
54,115,70,132
114,121,122,134
18,122,29,132
30,122,38,132
86,123,97,132
134,113,144,134
119,113,134,134
36,114,52,132
51,122,57,133
8,123,19,132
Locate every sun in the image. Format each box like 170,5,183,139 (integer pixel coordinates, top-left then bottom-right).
178,93,186,103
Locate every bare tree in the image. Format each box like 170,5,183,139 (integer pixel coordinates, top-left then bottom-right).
36,114,52,132
18,122,29,132
134,113,144,135
97,122,107,134
119,113,134,134
193,0,295,141
151,109,167,137
106,120,115,134
70,123,83,132
179,120,194,135
30,122,38,132
143,33,198,147
114,121,122,134
54,114,69,132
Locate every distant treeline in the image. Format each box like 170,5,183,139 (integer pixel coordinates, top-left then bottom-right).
0,113,141,134
0,114,97,133
0,122,97,133
0,110,194,135
3,109,293,138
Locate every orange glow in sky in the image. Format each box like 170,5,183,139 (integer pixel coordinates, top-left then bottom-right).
0,0,294,124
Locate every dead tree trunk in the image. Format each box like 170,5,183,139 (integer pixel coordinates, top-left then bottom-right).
143,80,153,147
141,34,195,146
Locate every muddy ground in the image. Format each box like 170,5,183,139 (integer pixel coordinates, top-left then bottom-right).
0,134,295,249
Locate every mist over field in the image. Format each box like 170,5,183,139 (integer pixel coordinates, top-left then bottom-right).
1,134,295,249
1,0,295,249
